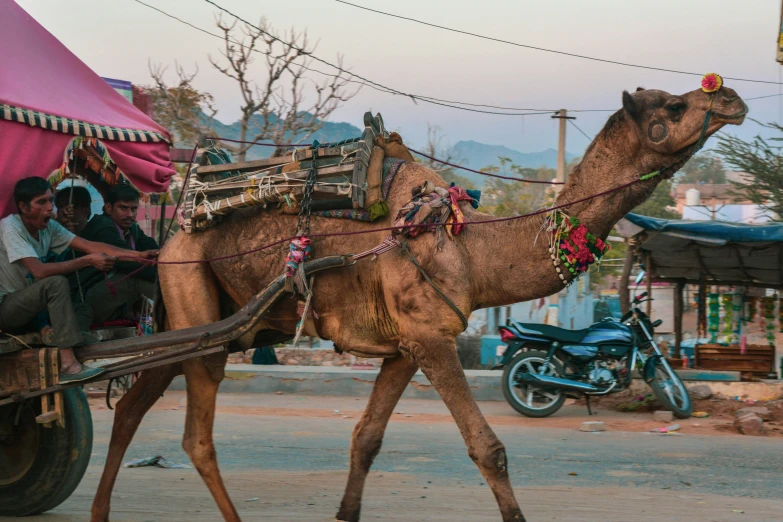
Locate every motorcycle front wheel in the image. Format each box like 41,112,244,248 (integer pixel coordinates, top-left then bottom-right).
648,357,692,419
502,350,566,418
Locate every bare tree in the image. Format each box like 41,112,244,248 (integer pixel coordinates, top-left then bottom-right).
143,61,217,147
417,124,475,188
209,15,357,161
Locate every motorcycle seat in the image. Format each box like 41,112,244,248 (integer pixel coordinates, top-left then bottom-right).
510,320,589,343
510,319,630,345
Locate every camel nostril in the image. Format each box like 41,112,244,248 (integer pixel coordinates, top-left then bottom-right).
722,95,738,103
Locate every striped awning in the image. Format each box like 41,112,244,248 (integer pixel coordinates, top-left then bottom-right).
1,103,170,144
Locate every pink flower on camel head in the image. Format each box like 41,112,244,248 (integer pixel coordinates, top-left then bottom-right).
701,73,723,94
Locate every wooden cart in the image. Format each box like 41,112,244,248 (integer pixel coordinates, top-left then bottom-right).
0,255,349,515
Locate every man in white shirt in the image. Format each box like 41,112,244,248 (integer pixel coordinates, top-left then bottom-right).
0,177,157,383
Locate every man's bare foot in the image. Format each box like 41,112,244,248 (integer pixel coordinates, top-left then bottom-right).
60,362,83,375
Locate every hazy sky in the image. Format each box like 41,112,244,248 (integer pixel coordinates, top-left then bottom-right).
17,0,783,155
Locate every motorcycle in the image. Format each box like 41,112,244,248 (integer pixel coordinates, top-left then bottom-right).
497,272,692,419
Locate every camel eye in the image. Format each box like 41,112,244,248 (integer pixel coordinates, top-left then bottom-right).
666,103,685,114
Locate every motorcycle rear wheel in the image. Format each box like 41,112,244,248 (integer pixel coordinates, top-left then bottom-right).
502,350,566,418
648,358,692,419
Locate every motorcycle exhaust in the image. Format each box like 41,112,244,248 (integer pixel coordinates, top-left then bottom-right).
517,373,599,393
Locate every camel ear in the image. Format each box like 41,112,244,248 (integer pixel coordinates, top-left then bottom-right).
622,90,641,119
636,87,645,92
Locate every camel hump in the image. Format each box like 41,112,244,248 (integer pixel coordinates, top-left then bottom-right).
376,132,415,163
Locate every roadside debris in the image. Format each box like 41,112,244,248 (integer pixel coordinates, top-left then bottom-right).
617,394,658,412
650,424,680,434
691,411,710,418
123,456,191,469
579,421,606,432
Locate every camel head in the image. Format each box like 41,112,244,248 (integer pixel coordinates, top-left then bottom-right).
620,83,747,179
559,80,747,233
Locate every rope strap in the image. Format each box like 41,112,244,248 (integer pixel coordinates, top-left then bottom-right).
398,241,469,330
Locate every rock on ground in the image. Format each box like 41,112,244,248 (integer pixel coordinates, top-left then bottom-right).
734,412,765,436
687,384,712,400
579,421,606,432
736,406,771,421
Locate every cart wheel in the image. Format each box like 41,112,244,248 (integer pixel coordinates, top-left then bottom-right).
0,387,93,516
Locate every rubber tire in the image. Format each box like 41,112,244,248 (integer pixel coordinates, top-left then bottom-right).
502,350,567,418
0,387,93,516
648,359,693,419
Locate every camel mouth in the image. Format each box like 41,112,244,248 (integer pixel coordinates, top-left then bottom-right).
713,102,748,123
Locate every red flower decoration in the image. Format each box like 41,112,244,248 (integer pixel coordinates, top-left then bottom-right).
569,224,588,244
575,247,595,265
701,73,723,94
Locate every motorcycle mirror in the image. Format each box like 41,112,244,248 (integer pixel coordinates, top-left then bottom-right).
635,271,646,285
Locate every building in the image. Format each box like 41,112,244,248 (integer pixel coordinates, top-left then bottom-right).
674,172,773,223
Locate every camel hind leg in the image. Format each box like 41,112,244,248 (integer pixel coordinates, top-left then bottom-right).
90,365,180,522
336,355,419,522
400,335,525,522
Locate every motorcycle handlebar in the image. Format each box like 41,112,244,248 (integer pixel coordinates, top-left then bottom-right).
634,291,648,302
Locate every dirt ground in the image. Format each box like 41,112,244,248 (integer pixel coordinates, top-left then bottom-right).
14,392,783,522
24,469,783,522
161,391,781,438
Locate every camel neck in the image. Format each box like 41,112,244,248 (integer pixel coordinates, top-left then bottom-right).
465,121,652,310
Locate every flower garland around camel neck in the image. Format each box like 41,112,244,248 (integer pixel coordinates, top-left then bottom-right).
545,209,610,287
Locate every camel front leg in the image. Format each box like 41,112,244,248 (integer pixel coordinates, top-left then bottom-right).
336,355,419,522
91,365,180,522
400,336,525,522
181,353,241,522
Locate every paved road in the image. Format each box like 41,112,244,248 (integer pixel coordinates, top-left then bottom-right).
19,393,783,521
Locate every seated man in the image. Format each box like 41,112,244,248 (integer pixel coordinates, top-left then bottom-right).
0,177,156,383
55,185,92,235
76,183,159,324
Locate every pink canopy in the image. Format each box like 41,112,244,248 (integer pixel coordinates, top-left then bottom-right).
0,0,175,217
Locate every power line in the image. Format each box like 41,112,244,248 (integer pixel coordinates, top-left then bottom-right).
335,0,783,86
133,0,612,115
134,0,780,121
745,93,783,101
200,0,564,117
568,120,593,142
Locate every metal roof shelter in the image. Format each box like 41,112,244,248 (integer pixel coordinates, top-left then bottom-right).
616,213,783,358
616,213,783,289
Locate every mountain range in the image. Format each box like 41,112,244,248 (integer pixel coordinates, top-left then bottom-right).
209,116,576,187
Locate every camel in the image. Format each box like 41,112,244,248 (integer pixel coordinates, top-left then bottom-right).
89,83,746,522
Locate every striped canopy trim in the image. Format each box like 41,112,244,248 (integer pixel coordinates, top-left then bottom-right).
1,104,170,144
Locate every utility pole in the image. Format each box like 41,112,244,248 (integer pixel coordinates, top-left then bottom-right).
547,109,578,326
551,109,576,194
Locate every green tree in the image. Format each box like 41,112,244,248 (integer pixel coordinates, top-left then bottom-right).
632,179,678,219
589,234,626,289
716,122,783,220
481,157,550,216
677,152,727,184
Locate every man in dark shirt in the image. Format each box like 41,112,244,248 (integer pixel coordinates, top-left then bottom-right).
76,184,159,325
55,186,92,235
